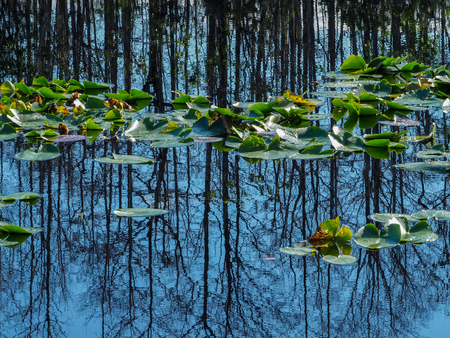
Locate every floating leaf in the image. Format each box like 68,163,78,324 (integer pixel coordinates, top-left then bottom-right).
395,161,450,174
322,255,357,265
289,144,335,160
370,213,416,222
417,144,450,158
15,144,61,162
354,223,401,250
113,208,168,218
400,220,438,244
95,154,154,165
238,135,299,160
0,123,17,141
0,222,42,234
0,81,16,95
7,110,63,129
0,191,40,205
411,209,450,221
151,137,195,148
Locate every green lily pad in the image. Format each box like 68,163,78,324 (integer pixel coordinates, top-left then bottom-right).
0,123,17,141
340,55,367,71
289,144,335,160
15,143,61,162
95,153,154,165
0,191,40,204
395,161,450,174
7,110,63,129
113,208,168,218
411,209,450,221
0,222,42,234
0,239,19,247
400,220,438,244
151,137,195,148
354,223,401,250
321,254,357,265
238,135,299,160
417,144,450,158
329,127,366,153
370,213,416,222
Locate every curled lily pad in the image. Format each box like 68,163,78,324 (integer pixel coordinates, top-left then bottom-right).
0,222,42,234
322,255,357,265
95,153,154,165
340,55,367,71
114,208,168,218
308,217,352,243
15,144,61,162
411,209,450,221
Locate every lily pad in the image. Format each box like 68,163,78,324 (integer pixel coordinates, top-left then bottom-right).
51,135,88,143
95,153,154,165
400,220,438,244
370,213,416,222
411,209,450,221
238,135,299,160
15,144,61,162
354,223,401,250
0,222,42,234
113,208,168,218
321,254,357,265
395,161,450,174
0,191,40,205
0,123,17,141
417,144,450,159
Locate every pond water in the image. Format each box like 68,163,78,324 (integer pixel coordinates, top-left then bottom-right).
2,1,450,337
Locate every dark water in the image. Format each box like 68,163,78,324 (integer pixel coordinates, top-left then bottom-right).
1,1,450,337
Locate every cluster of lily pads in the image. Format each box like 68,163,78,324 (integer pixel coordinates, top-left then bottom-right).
1,54,450,167
281,210,443,265
2,54,450,249
0,192,42,247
